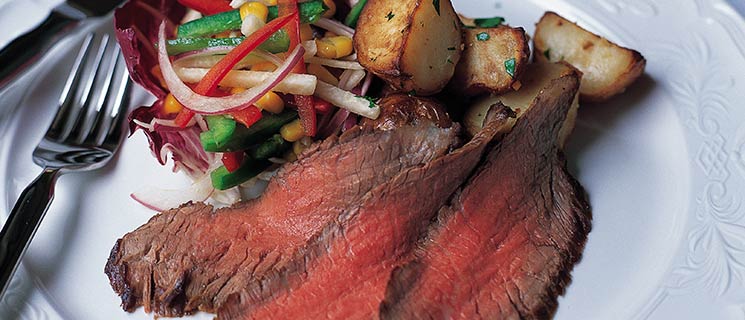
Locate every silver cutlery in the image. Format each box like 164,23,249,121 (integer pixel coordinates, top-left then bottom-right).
0,33,131,298
0,0,125,91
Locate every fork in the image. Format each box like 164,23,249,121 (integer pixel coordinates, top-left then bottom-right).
0,33,132,298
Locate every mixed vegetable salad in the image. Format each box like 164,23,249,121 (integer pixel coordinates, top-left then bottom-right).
115,0,380,209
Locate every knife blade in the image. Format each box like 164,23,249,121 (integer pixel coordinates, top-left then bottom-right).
0,0,125,92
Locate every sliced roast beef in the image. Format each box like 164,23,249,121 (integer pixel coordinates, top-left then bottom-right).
105,119,459,316
379,74,591,319
218,105,518,319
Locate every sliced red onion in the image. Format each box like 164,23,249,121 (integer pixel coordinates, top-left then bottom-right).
305,56,364,70
317,108,350,138
338,69,366,91
158,22,305,115
173,46,236,61
313,18,355,38
360,71,373,96
342,115,358,132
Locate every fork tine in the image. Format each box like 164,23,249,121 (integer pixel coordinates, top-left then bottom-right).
66,34,110,142
82,47,121,146
45,34,95,141
101,57,132,152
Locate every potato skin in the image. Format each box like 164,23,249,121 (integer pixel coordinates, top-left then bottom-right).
464,62,581,147
360,93,452,130
534,11,645,102
354,0,462,95
449,26,530,96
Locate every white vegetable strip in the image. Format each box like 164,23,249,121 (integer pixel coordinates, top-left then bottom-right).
313,18,355,38
131,174,214,211
305,56,365,70
315,81,380,119
175,68,317,95
158,23,305,114
302,40,318,59
338,69,366,91
230,0,247,8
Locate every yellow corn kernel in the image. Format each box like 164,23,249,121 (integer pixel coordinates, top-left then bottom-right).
214,30,232,38
255,91,285,114
322,0,336,18
230,87,247,95
251,61,277,72
307,64,339,86
240,2,269,22
280,119,305,142
150,65,167,88
315,36,353,59
299,23,314,41
262,0,277,5
163,93,184,114
292,140,306,156
283,149,298,162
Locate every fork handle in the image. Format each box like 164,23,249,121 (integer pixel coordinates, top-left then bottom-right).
0,168,60,298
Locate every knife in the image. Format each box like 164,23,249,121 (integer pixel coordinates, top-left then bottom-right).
0,0,124,91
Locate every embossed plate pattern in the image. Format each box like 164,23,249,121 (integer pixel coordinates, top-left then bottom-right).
1,0,744,319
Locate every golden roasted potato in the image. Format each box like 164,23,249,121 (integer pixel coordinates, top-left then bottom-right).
354,0,462,95
449,25,530,96
464,62,581,147
533,11,645,102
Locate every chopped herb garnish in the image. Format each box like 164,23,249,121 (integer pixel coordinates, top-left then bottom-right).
433,0,441,16
357,95,377,109
447,46,456,51
386,11,395,21
504,58,516,77
474,16,505,28
543,49,551,60
476,32,490,41
447,58,453,64
407,90,417,96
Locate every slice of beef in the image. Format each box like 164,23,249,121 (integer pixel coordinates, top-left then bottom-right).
218,105,517,319
379,74,591,319
105,120,459,316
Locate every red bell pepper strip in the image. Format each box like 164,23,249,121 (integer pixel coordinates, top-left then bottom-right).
313,97,334,114
194,13,295,96
278,0,317,136
221,151,245,173
177,0,232,15
231,106,263,127
174,109,195,127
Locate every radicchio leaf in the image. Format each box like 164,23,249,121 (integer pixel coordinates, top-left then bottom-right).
114,0,185,99
129,100,214,177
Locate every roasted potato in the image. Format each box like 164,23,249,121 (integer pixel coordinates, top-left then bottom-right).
360,93,452,130
464,62,581,147
354,0,462,95
449,26,530,96
533,11,645,102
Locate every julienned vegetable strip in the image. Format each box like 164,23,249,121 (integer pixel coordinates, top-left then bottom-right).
177,0,326,38
157,23,307,114
177,0,232,15
279,0,317,137
344,0,368,27
194,13,295,95
166,32,290,55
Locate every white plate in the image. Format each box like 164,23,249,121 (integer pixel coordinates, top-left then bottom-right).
2,0,745,319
